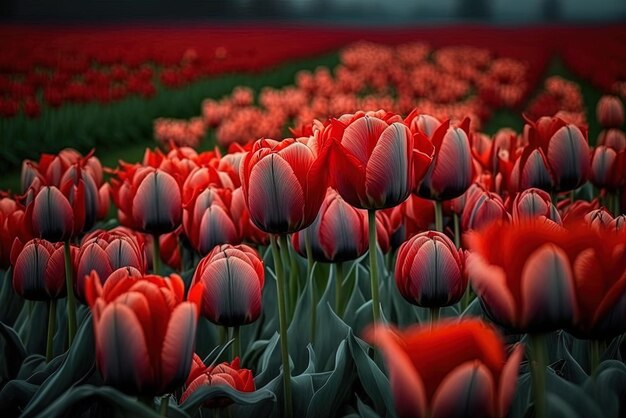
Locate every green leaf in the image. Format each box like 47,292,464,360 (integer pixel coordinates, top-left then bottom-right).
180,384,276,415
545,369,603,417
21,317,96,417
0,321,27,382
583,360,626,418
313,303,350,371
33,385,163,418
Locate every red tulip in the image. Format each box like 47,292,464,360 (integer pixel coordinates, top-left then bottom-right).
111,167,182,235
597,129,625,150
331,110,434,210
27,186,75,242
589,145,625,191
596,95,624,128
229,188,268,245
180,355,255,407
292,188,368,263
183,186,241,255
12,239,72,300
74,228,146,302
584,208,614,231
364,320,523,418
189,244,264,326
240,137,329,233
0,196,27,268
414,118,473,200
395,231,467,308
466,220,577,332
59,164,104,234
609,215,625,232
509,188,561,224
85,268,203,395
511,116,590,193
461,187,509,231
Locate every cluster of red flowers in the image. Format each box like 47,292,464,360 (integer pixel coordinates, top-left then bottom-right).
525,76,586,124
1,91,625,416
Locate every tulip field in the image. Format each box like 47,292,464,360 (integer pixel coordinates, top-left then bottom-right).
1,24,626,418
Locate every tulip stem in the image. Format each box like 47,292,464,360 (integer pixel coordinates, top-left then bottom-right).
429,307,440,330
152,234,161,275
453,213,461,248
63,240,77,345
232,326,241,360
368,210,381,324
434,201,443,232
530,334,547,418
270,235,293,418
288,239,299,317
46,299,57,362
590,339,600,377
304,233,316,341
335,262,344,317
160,396,169,416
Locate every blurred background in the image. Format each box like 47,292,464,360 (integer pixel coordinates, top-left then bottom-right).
2,0,625,23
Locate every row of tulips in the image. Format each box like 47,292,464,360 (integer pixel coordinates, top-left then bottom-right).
1,99,626,417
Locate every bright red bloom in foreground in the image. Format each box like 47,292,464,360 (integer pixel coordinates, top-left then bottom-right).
364,320,523,418
466,220,577,332
395,231,467,308
85,268,203,395
331,110,434,210
189,244,264,327
240,137,329,234
180,355,255,406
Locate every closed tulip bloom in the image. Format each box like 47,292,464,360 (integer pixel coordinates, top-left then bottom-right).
364,320,523,418
240,137,329,233
395,231,467,308
415,118,473,200
189,244,264,326
510,188,561,224
180,355,255,407
597,129,626,150
230,188,268,245
12,239,71,300
158,230,182,271
466,220,577,332
28,186,74,242
461,188,509,231
292,188,368,263
589,146,625,191
74,228,146,302
331,110,434,210
112,167,182,235
585,208,614,231
183,187,240,255
512,117,590,193
609,215,625,232
59,164,103,234
85,268,202,396
0,197,26,268
596,95,624,128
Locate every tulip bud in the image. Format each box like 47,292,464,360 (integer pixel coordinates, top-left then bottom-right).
29,186,74,242
395,231,467,308
461,188,509,231
189,244,264,326
596,95,624,128
589,146,625,191
510,188,561,224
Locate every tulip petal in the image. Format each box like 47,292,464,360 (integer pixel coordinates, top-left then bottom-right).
198,206,239,255
247,154,305,233
96,303,152,394
498,344,524,417
547,125,590,191
341,115,389,165
160,302,198,393
430,361,496,418
365,122,412,208
521,244,577,330
364,327,428,418
132,171,182,235
520,149,552,191
430,127,473,200
32,187,74,242
467,254,517,328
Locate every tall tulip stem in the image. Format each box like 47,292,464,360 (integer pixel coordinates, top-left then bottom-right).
152,234,161,275
368,210,381,323
270,235,293,418
530,334,547,418
304,233,316,341
434,201,443,232
335,262,344,317
429,307,440,330
453,213,461,248
232,326,241,360
63,241,77,345
590,339,600,377
288,240,299,316
160,396,169,416
46,299,57,362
